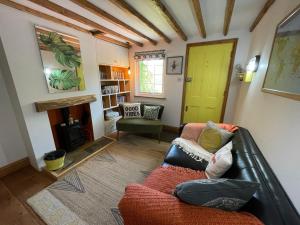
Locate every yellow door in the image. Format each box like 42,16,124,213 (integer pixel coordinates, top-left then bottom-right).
183,42,234,123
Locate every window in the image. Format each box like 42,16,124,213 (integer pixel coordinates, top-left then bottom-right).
135,59,164,98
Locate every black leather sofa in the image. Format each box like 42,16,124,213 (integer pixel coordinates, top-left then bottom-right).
163,125,300,225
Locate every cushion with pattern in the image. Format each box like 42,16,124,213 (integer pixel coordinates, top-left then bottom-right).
205,141,233,179
175,178,259,211
143,105,160,120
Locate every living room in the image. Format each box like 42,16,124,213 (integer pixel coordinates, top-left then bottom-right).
0,0,299,224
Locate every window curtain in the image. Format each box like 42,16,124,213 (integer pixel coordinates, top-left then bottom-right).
134,50,165,60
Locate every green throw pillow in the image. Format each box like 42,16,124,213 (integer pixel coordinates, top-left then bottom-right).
143,105,160,120
198,127,222,153
198,121,234,153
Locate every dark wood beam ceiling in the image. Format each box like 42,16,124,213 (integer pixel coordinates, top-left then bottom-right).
71,0,157,45
0,0,130,48
90,30,130,48
191,0,206,38
109,0,171,43
150,0,187,41
223,0,235,36
28,0,143,46
250,0,275,32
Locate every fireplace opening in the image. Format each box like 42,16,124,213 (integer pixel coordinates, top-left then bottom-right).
47,103,94,152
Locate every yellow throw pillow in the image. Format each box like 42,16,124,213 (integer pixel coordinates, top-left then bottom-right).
198,127,222,153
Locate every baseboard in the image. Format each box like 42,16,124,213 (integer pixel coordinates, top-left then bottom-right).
0,158,30,178
163,125,179,133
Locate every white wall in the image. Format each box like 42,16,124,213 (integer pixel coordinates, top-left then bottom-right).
96,39,129,67
0,4,128,169
233,0,300,213
129,31,251,127
0,67,27,167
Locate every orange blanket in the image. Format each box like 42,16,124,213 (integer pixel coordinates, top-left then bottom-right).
119,166,263,225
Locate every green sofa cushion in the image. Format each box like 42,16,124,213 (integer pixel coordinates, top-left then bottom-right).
118,118,162,126
117,118,162,133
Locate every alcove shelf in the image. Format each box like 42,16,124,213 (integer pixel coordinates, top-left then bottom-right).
99,64,131,134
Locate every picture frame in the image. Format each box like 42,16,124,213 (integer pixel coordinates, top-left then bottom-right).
34,25,86,93
166,56,183,75
262,5,300,101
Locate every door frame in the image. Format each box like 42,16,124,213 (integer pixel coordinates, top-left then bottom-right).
180,38,238,124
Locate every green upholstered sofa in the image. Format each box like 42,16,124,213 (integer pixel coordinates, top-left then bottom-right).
116,103,164,142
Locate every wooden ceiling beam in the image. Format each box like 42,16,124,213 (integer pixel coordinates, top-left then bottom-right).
71,0,156,45
28,0,143,46
250,0,275,32
223,0,235,36
109,0,171,43
191,0,206,38
150,0,187,41
0,0,88,33
90,30,130,48
0,0,129,48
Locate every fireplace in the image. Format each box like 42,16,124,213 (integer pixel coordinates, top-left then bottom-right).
47,103,94,152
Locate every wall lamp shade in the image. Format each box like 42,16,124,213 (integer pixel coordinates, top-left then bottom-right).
244,55,261,83
128,67,131,75
246,55,261,72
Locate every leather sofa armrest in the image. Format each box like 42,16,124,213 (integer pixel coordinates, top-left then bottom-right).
118,184,263,225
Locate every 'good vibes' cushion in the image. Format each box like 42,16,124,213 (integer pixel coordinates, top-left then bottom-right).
123,103,141,119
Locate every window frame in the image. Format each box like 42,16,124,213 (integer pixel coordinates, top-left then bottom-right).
134,58,166,99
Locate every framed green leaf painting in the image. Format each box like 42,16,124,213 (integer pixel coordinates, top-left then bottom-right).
35,26,85,93
262,5,300,100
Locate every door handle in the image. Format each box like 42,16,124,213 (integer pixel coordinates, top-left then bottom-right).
185,106,188,111
185,77,192,82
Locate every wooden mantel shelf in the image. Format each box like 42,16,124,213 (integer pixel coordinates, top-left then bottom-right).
35,94,97,112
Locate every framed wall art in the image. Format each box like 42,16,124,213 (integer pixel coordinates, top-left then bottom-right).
262,5,300,100
35,25,86,93
166,56,183,75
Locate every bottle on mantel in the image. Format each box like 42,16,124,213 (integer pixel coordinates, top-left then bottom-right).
68,116,74,125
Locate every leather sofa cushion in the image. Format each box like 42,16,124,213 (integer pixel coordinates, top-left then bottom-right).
164,145,209,171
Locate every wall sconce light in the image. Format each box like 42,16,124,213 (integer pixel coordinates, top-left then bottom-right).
246,55,261,73
244,55,261,83
235,55,261,83
128,67,131,75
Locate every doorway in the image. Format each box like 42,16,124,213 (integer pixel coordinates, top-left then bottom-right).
181,39,237,123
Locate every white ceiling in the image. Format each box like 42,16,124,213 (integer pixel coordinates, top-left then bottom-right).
12,0,269,45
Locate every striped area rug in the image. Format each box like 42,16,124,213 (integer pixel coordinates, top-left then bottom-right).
28,134,169,225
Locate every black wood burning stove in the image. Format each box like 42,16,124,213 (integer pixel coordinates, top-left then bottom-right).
56,107,86,152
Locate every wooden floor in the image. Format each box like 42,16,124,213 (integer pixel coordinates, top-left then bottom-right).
0,166,54,225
